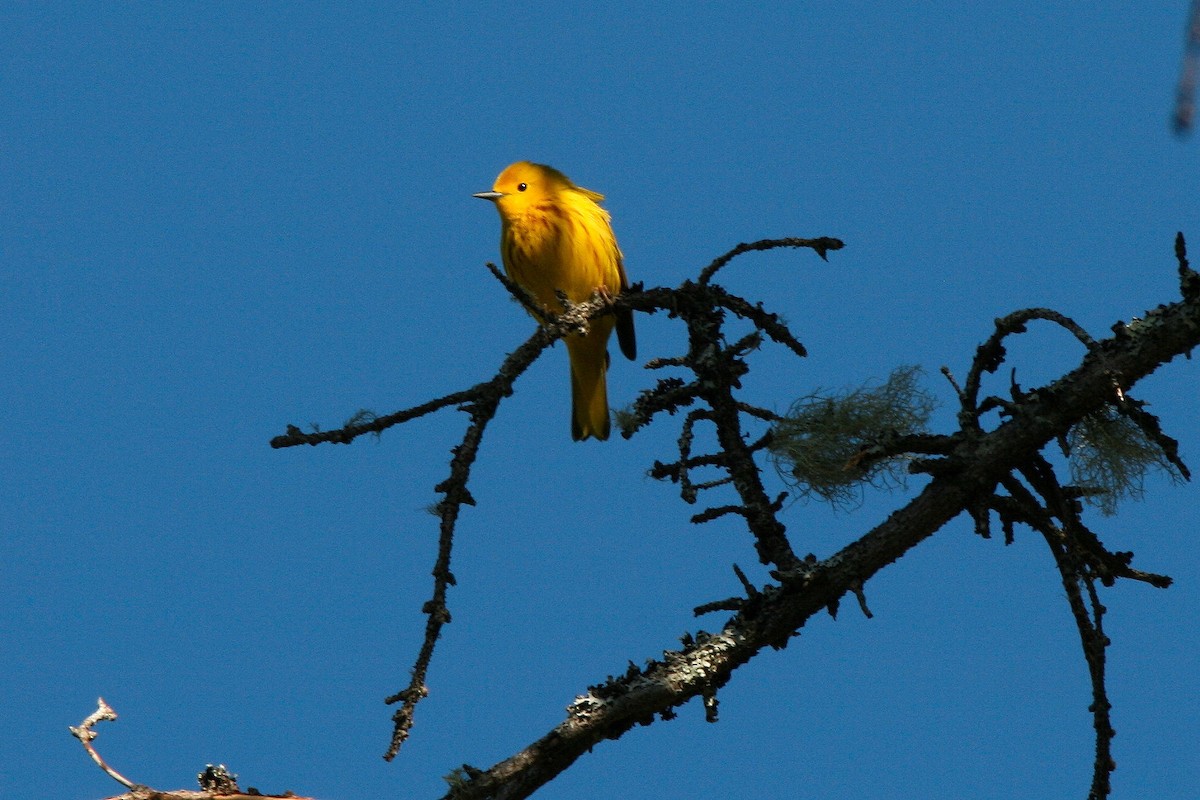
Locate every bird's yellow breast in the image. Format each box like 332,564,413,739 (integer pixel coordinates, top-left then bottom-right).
501,191,623,313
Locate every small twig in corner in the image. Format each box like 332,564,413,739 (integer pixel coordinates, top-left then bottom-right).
850,581,874,619
69,698,320,799
732,563,760,599
940,365,965,402
69,698,136,790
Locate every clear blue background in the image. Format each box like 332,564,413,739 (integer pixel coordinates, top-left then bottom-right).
3,4,1198,799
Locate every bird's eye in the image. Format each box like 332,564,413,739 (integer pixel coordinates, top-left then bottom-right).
517,182,527,192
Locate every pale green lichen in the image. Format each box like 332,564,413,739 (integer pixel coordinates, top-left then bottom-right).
768,366,935,507
1067,405,1186,515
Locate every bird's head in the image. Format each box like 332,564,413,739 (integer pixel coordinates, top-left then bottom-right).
474,161,597,220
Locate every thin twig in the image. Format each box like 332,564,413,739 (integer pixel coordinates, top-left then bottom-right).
1175,230,1200,300
849,581,874,619
960,308,1097,427
716,291,808,357
69,698,135,790
270,389,480,448
384,327,555,759
698,236,844,284
486,261,555,321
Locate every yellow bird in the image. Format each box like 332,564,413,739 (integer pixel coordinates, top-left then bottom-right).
475,161,636,440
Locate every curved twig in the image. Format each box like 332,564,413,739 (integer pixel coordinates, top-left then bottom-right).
960,308,1099,428
698,236,844,285
70,698,135,790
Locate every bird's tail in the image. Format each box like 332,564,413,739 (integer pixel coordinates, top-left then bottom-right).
566,326,612,441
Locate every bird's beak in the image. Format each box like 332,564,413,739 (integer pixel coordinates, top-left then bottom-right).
473,191,504,201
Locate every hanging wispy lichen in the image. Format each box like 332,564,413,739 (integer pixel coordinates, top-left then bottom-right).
768,365,935,506
1067,405,1186,515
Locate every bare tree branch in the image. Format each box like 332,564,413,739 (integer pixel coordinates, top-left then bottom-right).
265,234,1195,800
435,238,1197,800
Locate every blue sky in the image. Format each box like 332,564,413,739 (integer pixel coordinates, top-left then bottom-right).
3,4,1198,799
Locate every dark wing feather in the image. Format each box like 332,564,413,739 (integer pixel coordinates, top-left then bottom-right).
615,256,637,361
